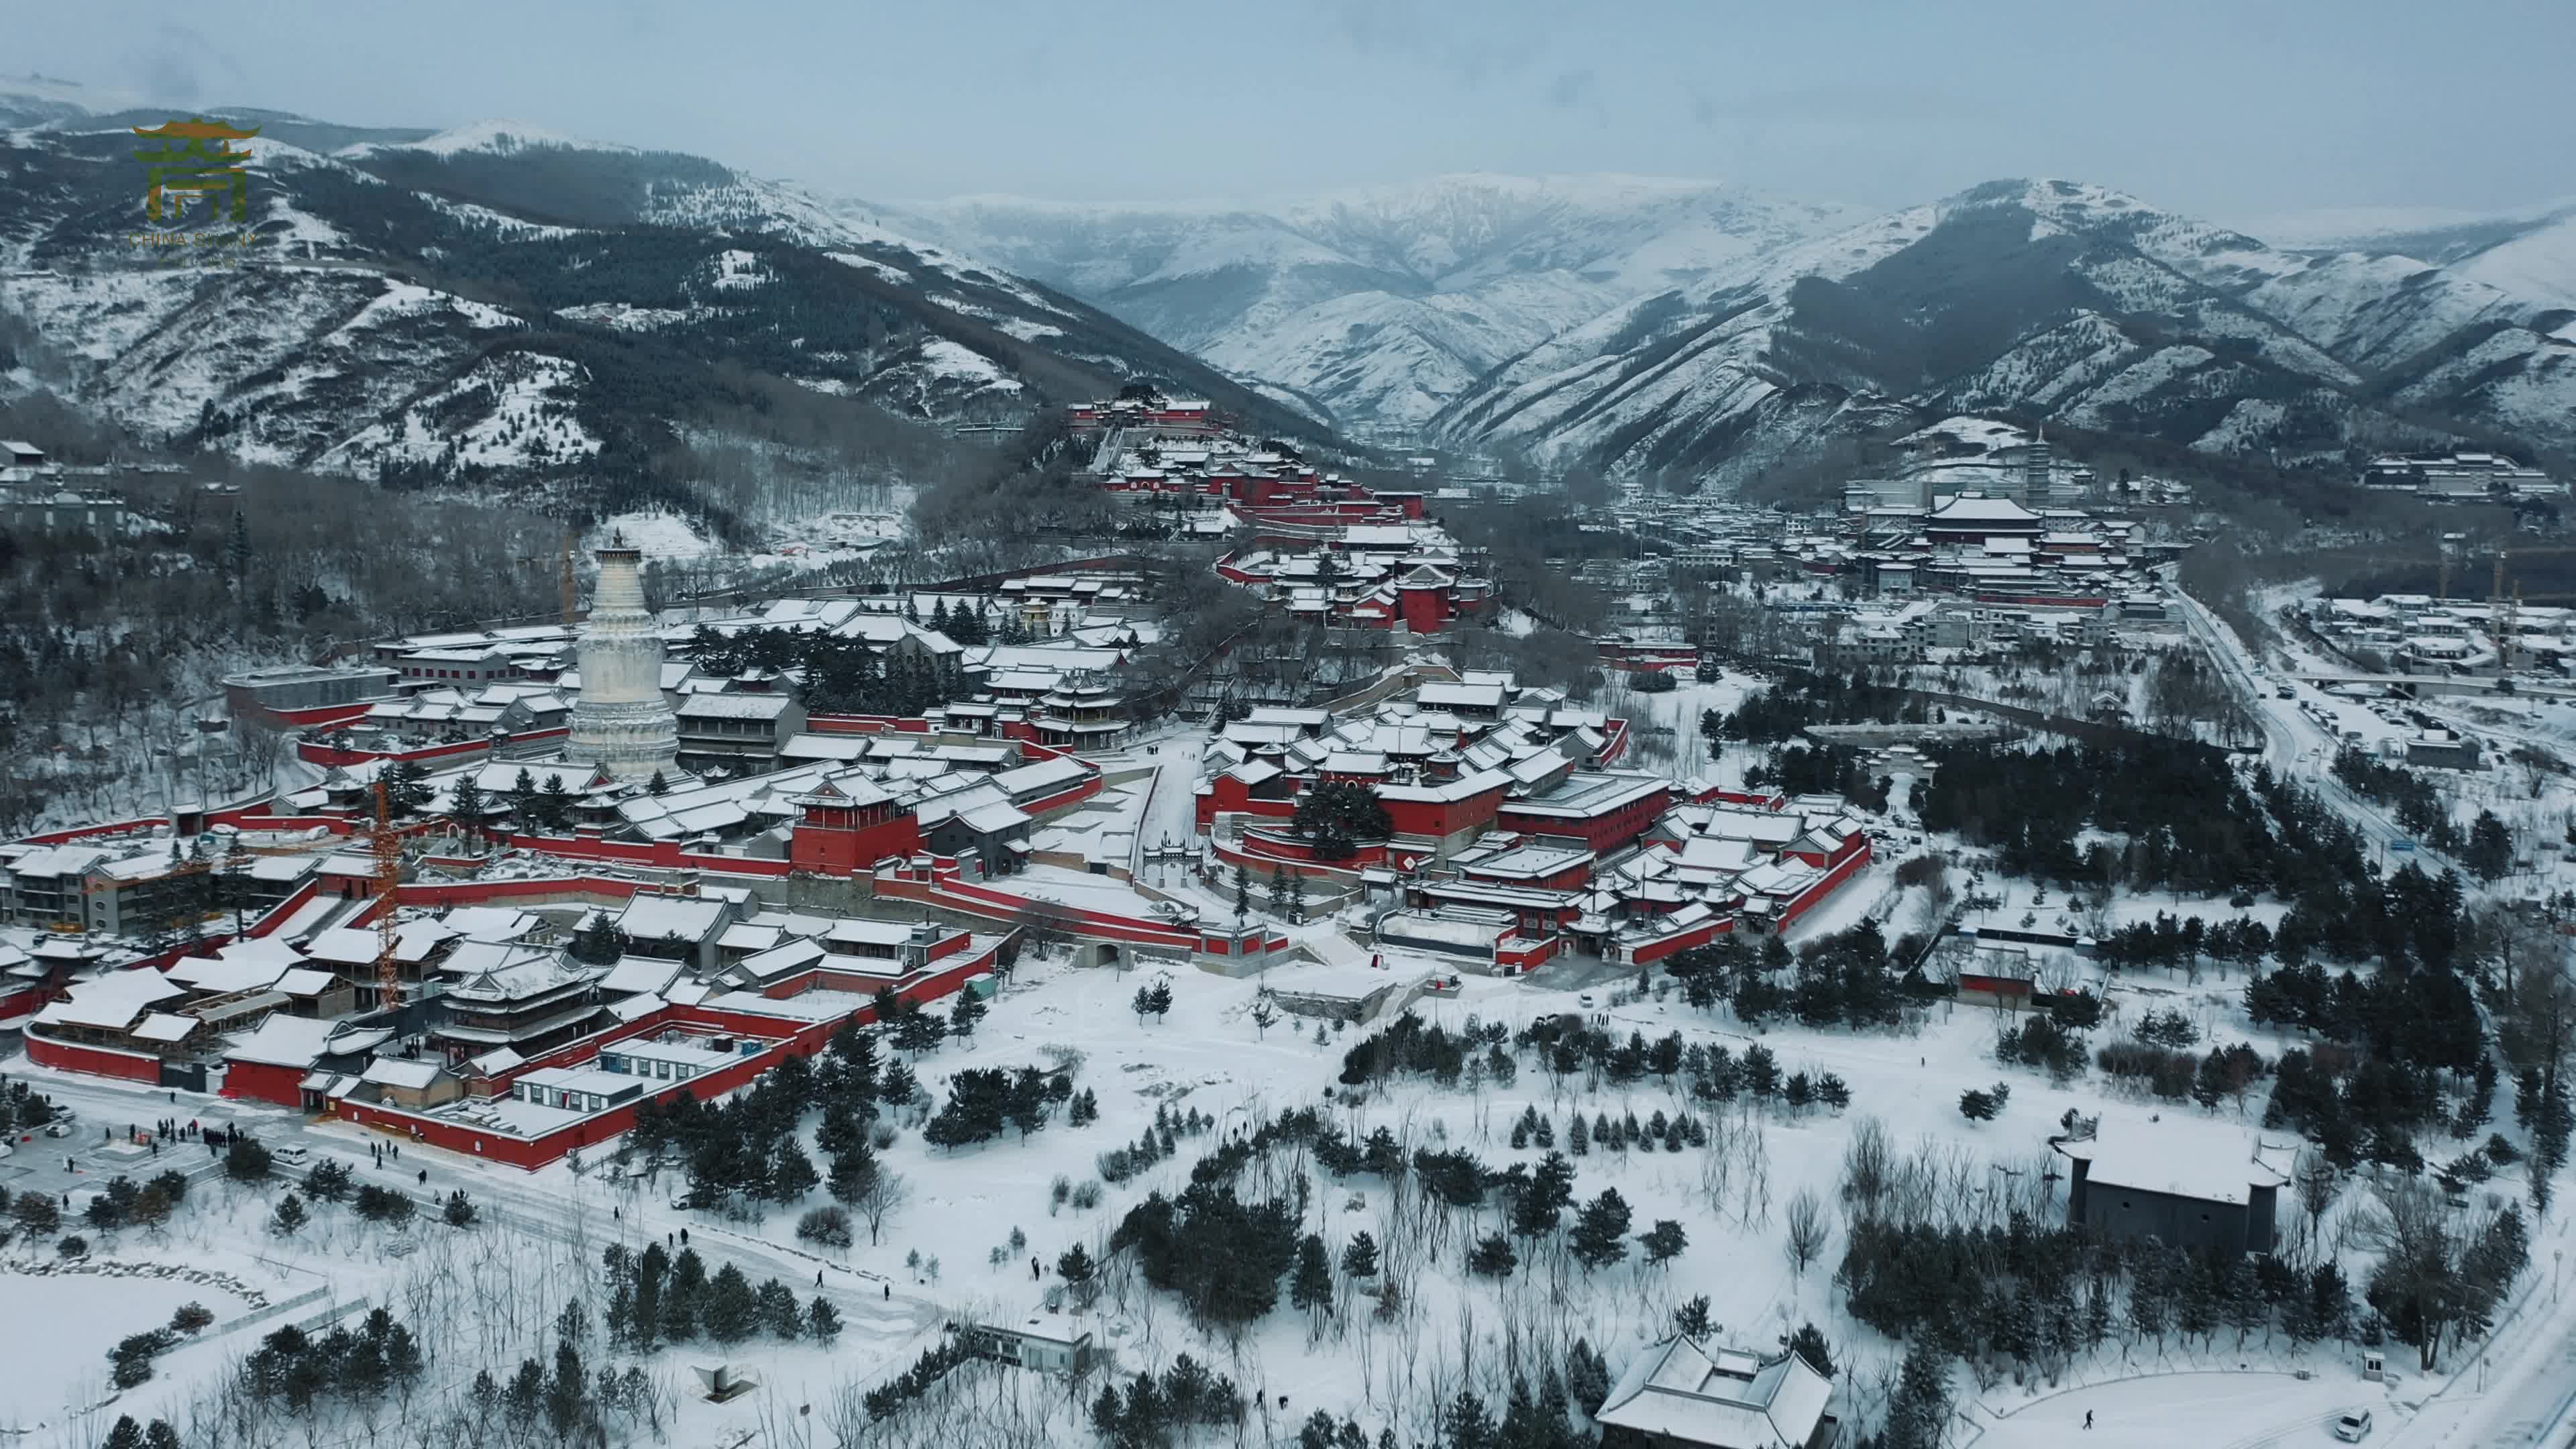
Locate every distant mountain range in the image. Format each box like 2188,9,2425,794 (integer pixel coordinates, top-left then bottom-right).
6,77,2573,499
896,176,1857,433
0,88,1301,482
920,178,2576,490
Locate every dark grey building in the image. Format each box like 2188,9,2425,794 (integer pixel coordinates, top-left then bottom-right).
2058,1130,2289,1254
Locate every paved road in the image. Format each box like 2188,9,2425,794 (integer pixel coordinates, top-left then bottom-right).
2171,585,2465,872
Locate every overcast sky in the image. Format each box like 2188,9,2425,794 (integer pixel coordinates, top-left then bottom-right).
15,0,2575,221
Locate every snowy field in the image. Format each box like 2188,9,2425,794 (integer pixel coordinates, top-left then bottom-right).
7,904,2570,1447
0,1270,229,1421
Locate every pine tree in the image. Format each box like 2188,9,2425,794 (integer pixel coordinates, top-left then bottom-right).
103,1416,144,1449
807,1295,842,1344
1442,1389,1493,1449
703,1264,759,1344
1673,1295,1713,1338
1467,1233,1517,1278
1569,1189,1633,1270
1290,1234,1334,1316
950,988,986,1039
1883,1344,1952,1449
268,1192,307,1237
1638,1218,1687,1267
449,776,487,833
758,1278,804,1339
1340,1232,1379,1279
1565,1340,1612,1414
1786,1323,1836,1377
767,1144,819,1203
662,1250,706,1342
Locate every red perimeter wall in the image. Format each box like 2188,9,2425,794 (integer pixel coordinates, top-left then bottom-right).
25,1034,163,1084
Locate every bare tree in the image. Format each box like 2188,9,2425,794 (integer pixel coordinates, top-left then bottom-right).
1783,1188,1831,1277
854,1166,912,1246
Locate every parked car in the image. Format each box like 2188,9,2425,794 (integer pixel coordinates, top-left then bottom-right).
2332,1410,2373,1442
42,1122,72,1138
1576,993,1597,1010
273,1144,311,1166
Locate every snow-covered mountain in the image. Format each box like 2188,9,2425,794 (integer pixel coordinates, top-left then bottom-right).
0,91,1299,481
896,175,1857,429
1426,179,2576,487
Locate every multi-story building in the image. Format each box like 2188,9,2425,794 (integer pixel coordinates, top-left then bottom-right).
432,951,602,1061
674,692,806,776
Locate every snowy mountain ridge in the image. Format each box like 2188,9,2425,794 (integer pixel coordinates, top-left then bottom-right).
1420,177,2576,488
0,100,1301,482
897,174,1859,429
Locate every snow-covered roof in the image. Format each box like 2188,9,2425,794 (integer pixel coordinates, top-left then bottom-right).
599,953,688,997
616,894,727,943
1595,1338,1833,1449
33,970,184,1030
224,1012,354,1069
2057,1124,2292,1205
360,1057,445,1091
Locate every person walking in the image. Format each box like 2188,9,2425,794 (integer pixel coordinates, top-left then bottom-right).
417,1169,427,1185
2085,1411,2094,1430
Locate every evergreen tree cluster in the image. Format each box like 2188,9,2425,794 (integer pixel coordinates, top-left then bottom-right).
2264,1047,2457,1173
1111,1184,1301,1330
686,623,969,716
600,1242,839,1352
78,1169,190,1234
922,1064,1075,1149
462,1318,659,1448
861,1334,979,1421
500,767,580,833
1840,1216,2357,1378
2092,913,2274,975
240,1309,427,1415
1097,1102,1213,1184
1705,669,1921,743
2243,958,2482,1073
1288,781,1395,861
1407,1373,1595,1449
625,1049,841,1212
1914,739,2276,894
1088,1354,1246,1446
1746,743,1891,811
2331,748,2462,855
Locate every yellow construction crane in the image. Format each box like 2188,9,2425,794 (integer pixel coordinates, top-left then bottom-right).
370,781,403,1012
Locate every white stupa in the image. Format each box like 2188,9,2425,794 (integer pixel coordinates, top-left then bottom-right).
566,540,678,780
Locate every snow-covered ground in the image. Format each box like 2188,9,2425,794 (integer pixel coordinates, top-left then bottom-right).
14,915,2563,1446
